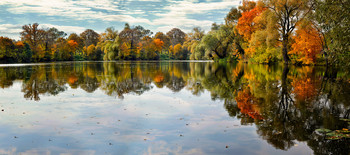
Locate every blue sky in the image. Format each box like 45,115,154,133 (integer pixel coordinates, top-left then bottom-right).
0,0,240,40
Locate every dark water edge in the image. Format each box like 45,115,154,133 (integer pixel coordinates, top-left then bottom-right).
0,61,349,154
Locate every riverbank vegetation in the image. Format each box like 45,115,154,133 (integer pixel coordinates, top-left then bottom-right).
0,0,348,67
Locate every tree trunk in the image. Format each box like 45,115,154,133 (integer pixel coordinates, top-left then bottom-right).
282,36,290,64
236,41,245,60
212,49,225,59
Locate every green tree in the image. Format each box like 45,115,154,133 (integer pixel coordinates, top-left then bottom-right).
200,25,236,60
313,0,350,67
98,27,121,61
22,43,33,62
185,27,206,60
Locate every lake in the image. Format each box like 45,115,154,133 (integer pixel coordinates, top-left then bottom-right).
0,61,349,155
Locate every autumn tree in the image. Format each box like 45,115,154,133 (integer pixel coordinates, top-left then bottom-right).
80,29,99,48
154,32,171,60
239,0,257,12
0,37,15,62
85,44,102,60
67,33,84,59
225,6,248,60
174,44,182,58
138,36,162,60
43,27,66,51
246,6,280,63
171,43,189,60
237,3,265,41
40,27,66,61
87,44,96,59
67,40,78,56
171,44,182,59
119,23,152,60
20,23,46,61
68,33,83,48
166,28,186,46
11,41,32,63
265,0,314,64
153,39,164,52
289,21,323,64
154,32,170,49
52,38,72,61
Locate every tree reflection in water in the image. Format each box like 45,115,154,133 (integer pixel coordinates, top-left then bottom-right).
0,61,349,154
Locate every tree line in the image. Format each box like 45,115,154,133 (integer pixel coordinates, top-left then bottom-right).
0,23,192,62
0,0,348,66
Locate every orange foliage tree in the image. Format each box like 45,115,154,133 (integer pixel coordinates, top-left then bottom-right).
153,39,164,52
237,2,265,41
289,23,323,64
67,40,78,55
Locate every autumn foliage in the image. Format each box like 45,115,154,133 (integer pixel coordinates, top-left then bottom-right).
237,5,266,41
153,39,164,51
289,24,323,64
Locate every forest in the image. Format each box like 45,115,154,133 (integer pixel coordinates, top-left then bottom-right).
0,0,348,67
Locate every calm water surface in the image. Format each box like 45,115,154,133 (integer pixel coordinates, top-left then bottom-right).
0,61,349,155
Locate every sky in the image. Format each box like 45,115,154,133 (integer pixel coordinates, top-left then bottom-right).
0,0,240,40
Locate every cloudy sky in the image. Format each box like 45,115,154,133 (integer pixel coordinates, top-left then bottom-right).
0,0,240,40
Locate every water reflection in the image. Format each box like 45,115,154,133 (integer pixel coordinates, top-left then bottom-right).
0,61,349,154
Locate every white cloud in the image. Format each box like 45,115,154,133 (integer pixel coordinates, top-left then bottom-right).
2,0,149,24
162,0,239,14
93,14,152,25
122,10,145,15
0,23,87,40
0,0,240,37
0,24,22,34
40,24,87,34
0,24,23,39
152,0,239,32
128,0,163,1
